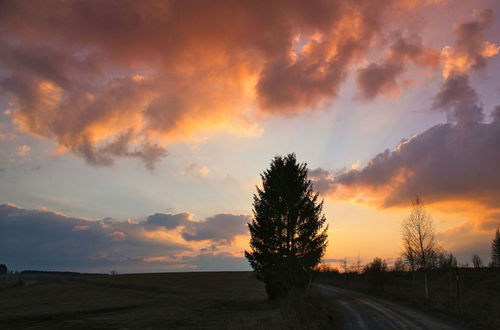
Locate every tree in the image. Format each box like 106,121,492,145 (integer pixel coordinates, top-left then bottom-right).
435,250,457,270
0,264,7,275
472,254,482,268
393,257,407,272
245,154,328,299
341,257,348,274
402,196,436,299
363,257,388,273
492,228,500,267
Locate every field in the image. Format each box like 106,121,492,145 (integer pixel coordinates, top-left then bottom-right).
315,268,500,329
0,272,340,329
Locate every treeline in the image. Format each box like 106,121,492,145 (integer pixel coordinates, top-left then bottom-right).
318,203,500,275
319,248,495,276
0,266,106,278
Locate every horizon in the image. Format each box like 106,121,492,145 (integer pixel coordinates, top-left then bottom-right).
1,0,499,274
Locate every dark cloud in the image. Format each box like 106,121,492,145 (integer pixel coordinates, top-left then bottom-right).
453,8,494,71
181,252,249,271
309,168,337,193
433,74,483,125
182,214,250,243
312,110,500,210
357,34,439,100
0,204,253,272
357,61,404,100
0,0,428,166
0,203,190,271
492,105,500,122
322,258,347,263
145,212,190,229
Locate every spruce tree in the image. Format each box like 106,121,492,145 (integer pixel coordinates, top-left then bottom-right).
492,228,500,267
245,153,328,299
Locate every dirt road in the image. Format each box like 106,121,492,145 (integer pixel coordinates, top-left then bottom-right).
314,283,465,330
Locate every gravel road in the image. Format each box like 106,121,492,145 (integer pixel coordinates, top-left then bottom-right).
314,283,465,330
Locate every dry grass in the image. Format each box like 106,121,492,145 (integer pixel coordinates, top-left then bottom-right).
0,272,340,329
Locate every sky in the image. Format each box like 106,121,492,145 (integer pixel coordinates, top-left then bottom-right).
0,0,499,273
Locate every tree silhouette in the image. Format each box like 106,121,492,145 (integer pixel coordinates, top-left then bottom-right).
402,196,436,299
492,228,500,267
245,154,328,299
0,264,7,280
363,257,388,273
435,250,457,270
472,254,482,268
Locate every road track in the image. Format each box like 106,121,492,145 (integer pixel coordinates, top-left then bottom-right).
314,283,465,330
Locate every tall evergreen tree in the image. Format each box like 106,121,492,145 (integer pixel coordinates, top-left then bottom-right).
245,154,328,299
492,228,500,267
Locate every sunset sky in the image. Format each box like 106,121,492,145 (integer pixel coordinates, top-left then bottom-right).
0,0,499,273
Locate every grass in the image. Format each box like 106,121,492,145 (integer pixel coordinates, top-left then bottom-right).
0,272,341,329
315,267,500,330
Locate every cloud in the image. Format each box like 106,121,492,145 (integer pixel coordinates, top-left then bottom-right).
181,252,250,271
311,9,500,230
143,212,250,245
185,163,210,178
0,204,253,272
440,8,499,78
0,203,190,271
433,74,484,125
312,110,500,208
182,214,250,243
436,221,497,263
73,225,90,231
145,212,190,229
15,144,30,156
108,231,126,241
0,0,436,166
322,258,347,263
357,34,439,100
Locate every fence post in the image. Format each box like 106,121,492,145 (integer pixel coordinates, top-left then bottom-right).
455,266,460,299
448,271,452,298
424,271,429,299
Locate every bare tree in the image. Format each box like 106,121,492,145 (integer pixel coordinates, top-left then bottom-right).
402,196,436,299
355,254,363,274
341,257,348,274
472,254,482,268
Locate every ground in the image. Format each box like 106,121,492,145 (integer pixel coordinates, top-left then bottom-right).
0,271,338,329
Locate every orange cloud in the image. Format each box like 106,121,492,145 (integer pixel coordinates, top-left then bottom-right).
440,8,499,78
0,0,439,167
